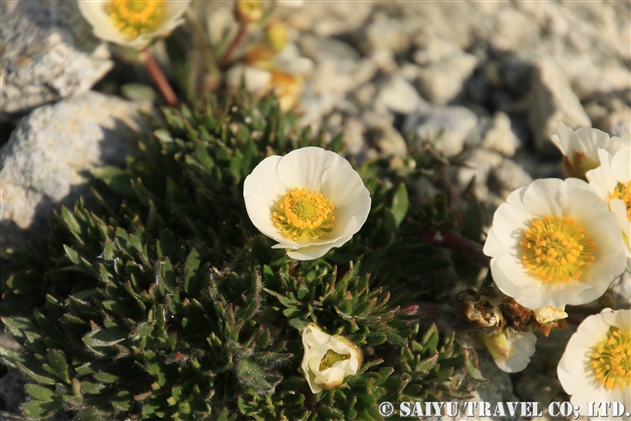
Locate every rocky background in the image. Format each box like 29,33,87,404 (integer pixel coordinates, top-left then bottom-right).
1,0,629,419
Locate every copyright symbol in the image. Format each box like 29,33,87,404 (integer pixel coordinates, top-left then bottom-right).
379,401,395,418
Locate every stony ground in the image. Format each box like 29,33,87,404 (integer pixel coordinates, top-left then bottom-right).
1,0,630,419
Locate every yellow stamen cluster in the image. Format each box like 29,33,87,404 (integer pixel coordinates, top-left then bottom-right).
591,327,631,391
520,216,595,283
613,181,631,222
272,187,335,242
319,349,351,371
106,0,164,40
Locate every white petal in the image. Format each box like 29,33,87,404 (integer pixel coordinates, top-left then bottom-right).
601,308,631,332
521,179,564,218
78,1,129,45
610,199,631,252
287,243,335,260
276,147,351,192
586,148,617,198
486,195,531,249
610,145,630,185
303,325,332,346
491,256,535,302
551,122,574,155
321,165,371,236
494,332,536,373
244,155,286,208
482,228,510,258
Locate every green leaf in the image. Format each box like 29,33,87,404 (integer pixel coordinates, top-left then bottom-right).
183,246,201,294
25,384,56,401
91,166,134,196
93,372,120,383
1,317,39,346
390,183,409,228
61,207,82,234
64,244,80,265
22,398,62,419
82,327,128,357
130,322,155,340
47,349,71,384
236,359,280,393
81,381,106,394
16,360,57,385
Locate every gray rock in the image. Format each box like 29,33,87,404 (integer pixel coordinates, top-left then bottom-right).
481,112,522,157
416,52,478,106
374,75,427,115
491,158,533,198
584,90,631,140
404,105,478,157
365,15,412,54
1,0,113,115
528,59,591,155
413,38,462,66
372,126,408,158
0,92,154,256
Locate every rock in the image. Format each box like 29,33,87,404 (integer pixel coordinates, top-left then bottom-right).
365,15,412,54
481,112,522,157
454,149,504,202
404,105,478,157
0,371,25,415
609,270,631,308
371,126,408,158
528,59,591,155
584,90,631,140
416,52,478,105
374,75,426,115
1,0,113,115
413,38,462,66
490,158,533,198
0,92,154,256
489,8,539,52
282,1,372,36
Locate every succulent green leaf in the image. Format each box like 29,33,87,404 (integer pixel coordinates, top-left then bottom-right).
25,384,56,401
47,349,71,384
22,397,63,419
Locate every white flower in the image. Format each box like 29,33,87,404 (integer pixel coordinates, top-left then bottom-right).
483,178,627,310
243,147,371,260
301,325,362,393
587,146,631,256
557,308,631,419
78,0,190,49
551,122,626,180
481,330,537,373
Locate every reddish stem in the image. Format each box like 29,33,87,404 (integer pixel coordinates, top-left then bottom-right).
218,25,248,71
416,231,490,267
142,49,178,107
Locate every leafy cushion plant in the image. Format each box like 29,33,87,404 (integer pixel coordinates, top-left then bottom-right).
0,94,485,420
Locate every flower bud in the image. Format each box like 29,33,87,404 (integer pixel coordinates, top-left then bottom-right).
235,0,264,24
301,325,362,393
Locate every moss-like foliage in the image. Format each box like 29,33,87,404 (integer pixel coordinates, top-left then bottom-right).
1,95,484,420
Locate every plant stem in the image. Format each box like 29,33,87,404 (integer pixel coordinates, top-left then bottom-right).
416,231,490,267
218,25,248,71
142,49,178,107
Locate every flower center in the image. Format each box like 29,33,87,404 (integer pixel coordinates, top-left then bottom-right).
272,187,335,242
613,181,631,222
319,349,350,371
520,216,595,283
106,0,164,39
591,327,631,391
